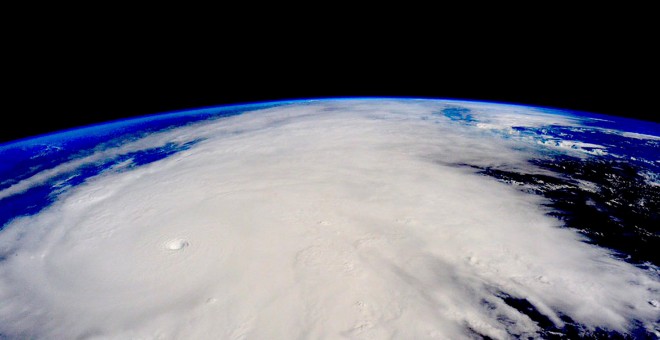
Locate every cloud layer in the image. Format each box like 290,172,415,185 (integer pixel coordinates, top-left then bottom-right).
0,100,658,338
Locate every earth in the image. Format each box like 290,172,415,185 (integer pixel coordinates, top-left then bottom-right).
0,98,658,339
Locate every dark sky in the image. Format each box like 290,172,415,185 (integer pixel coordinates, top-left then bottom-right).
4,23,657,144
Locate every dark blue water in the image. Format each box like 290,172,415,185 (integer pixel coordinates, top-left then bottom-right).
439,106,477,124
0,101,285,228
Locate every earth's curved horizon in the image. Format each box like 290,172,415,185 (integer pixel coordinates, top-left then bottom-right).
0,98,658,339
4,97,659,146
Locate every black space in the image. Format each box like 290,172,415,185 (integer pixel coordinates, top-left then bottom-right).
4,20,657,144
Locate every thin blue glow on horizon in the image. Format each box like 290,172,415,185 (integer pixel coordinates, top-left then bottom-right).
2,97,657,148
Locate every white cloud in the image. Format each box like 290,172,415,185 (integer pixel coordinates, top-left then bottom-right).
0,100,657,338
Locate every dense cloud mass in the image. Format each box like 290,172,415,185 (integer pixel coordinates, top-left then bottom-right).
0,100,658,338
